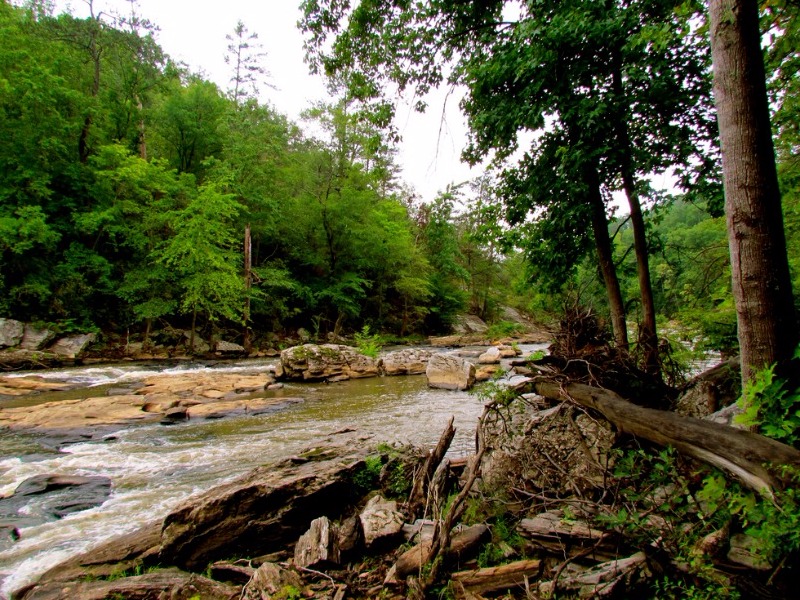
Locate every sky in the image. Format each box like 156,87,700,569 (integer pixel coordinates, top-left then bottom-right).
53,0,482,201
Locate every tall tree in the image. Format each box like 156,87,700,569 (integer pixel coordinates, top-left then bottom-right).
225,20,270,104
709,0,798,384
302,0,717,376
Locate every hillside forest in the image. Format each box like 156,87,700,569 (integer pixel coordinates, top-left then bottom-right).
1,0,799,367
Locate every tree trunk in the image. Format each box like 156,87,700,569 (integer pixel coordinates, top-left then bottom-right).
609,56,659,377
587,165,629,350
243,224,252,354
622,176,660,378
709,0,798,386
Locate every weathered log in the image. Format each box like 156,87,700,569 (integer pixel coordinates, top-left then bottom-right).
539,551,649,598
533,380,800,492
17,569,238,600
388,524,490,581
451,559,543,595
407,416,455,518
519,511,609,544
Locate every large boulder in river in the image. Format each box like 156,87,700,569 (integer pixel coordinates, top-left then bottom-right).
278,344,380,382
0,318,24,348
426,353,476,391
380,348,431,375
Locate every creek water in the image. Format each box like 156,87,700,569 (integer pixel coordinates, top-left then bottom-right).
0,346,546,597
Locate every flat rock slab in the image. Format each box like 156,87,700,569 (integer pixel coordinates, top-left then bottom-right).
0,376,73,396
159,445,368,570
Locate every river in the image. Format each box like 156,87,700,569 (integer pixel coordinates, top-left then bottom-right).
0,346,546,597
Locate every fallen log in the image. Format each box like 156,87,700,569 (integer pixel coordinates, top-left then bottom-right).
539,551,649,598
387,523,490,581
407,416,455,518
451,559,543,595
533,380,800,493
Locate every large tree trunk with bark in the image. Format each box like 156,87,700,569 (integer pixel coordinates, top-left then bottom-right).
587,165,629,351
709,0,798,386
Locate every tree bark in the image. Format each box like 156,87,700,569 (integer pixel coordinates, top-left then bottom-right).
532,379,800,493
609,55,659,377
709,0,798,386
587,165,629,350
243,224,252,354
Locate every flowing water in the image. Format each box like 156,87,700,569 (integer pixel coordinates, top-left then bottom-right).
0,346,546,597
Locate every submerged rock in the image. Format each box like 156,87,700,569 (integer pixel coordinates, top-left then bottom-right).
0,474,112,540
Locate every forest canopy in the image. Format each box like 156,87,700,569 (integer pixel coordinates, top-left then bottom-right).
1,0,799,364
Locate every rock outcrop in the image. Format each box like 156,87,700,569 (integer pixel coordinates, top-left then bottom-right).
159,448,367,570
278,344,380,382
0,372,284,441
380,348,431,376
0,318,24,348
49,334,96,359
425,353,476,391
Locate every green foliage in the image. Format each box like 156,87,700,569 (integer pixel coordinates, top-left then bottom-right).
485,320,524,339
273,585,302,600
353,324,381,358
353,454,383,493
736,355,800,446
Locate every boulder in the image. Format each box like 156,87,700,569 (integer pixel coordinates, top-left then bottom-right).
159,446,367,570
294,516,340,568
358,494,405,549
49,334,96,359
279,344,380,382
452,314,489,334
426,353,476,391
497,344,520,358
0,318,24,348
181,330,210,354
20,323,55,351
475,364,504,382
478,346,502,364
380,348,431,376
216,340,245,353
336,515,363,560
242,563,303,600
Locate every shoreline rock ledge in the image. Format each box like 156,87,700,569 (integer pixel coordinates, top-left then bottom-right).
13,442,371,599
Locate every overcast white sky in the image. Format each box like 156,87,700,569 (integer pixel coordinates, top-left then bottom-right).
52,0,481,201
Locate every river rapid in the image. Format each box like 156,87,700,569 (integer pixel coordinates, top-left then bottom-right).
0,346,546,597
